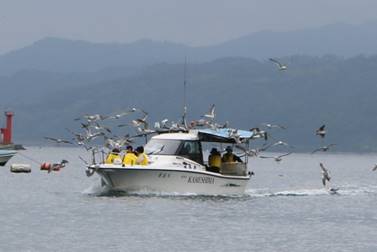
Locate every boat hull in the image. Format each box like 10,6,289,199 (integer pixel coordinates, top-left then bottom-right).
91,166,251,195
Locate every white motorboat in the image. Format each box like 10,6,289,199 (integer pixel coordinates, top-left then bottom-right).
86,128,255,195
0,150,17,166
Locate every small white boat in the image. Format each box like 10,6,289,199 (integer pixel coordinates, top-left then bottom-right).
0,150,17,166
87,128,255,195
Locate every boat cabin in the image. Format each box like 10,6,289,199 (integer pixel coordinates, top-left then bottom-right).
144,129,254,175
145,131,203,164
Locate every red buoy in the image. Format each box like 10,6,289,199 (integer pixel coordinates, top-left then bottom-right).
40,162,52,172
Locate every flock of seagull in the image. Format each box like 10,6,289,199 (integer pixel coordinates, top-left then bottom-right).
41,98,345,193
40,58,371,194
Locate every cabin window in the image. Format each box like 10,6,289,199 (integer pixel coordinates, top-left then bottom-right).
144,139,181,155
177,141,203,164
145,139,203,164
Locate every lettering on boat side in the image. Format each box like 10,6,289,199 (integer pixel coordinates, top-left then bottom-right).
158,173,170,178
223,183,241,187
187,176,214,184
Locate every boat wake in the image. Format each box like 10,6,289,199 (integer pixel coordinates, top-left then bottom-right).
82,181,111,196
246,185,377,198
82,180,377,199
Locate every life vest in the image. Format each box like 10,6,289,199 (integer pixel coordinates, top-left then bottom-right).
222,153,235,163
136,153,149,166
105,153,121,164
123,152,137,166
209,154,221,168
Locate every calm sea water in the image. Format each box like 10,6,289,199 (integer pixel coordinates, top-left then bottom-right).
1,147,377,252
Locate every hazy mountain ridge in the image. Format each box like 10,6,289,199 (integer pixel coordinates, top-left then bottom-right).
1,22,377,75
2,55,377,151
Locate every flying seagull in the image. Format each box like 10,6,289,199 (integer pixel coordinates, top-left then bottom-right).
311,144,336,154
44,137,73,144
319,163,339,194
203,104,215,120
269,58,287,71
109,108,137,119
261,123,286,130
260,140,292,151
320,163,331,186
316,125,326,138
259,152,292,162
372,164,377,171
250,127,268,141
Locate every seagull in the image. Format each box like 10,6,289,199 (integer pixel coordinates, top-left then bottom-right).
93,122,112,133
44,137,73,144
168,122,187,132
319,162,339,194
104,135,133,149
131,112,149,128
269,58,287,71
85,131,105,142
203,104,215,120
372,164,377,171
136,126,156,136
261,123,286,130
190,119,210,128
272,140,290,147
109,108,137,119
259,152,292,162
259,140,292,151
316,125,326,138
65,128,86,145
320,163,331,186
250,127,268,141
311,144,336,154
161,119,169,128
75,114,108,122
228,129,243,144
234,144,258,157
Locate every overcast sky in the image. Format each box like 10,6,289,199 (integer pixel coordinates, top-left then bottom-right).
1,0,377,54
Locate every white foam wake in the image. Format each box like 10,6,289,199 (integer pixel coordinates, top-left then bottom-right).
246,185,377,197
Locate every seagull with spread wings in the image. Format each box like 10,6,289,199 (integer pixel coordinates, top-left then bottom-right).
261,123,286,130
316,125,326,138
320,163,331,186
269,58,287,71
44,137,73,144
203,104,215,120
311,144,336,154
259,152,292,162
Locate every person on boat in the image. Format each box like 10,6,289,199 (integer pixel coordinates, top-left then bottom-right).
105,147,121,164
208,148,221,173
122,145,137,166
135,146,149,165
222,146,242,163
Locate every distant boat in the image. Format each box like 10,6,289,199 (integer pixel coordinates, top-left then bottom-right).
0,150,17,166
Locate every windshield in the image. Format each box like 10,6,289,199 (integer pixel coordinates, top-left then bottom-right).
145,139,182,155
145,139,203,164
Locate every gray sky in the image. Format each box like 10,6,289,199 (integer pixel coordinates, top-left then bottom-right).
1,0,377,54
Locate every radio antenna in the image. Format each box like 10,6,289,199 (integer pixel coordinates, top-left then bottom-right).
181,56,188,129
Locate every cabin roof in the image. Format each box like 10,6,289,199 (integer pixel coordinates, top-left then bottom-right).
197,128,254,143
151,128,253,143
152,132,199,140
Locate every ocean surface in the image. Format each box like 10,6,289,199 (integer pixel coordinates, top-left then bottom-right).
1,147,377,252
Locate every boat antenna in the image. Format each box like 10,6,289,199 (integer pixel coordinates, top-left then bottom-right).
181,56,188,129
